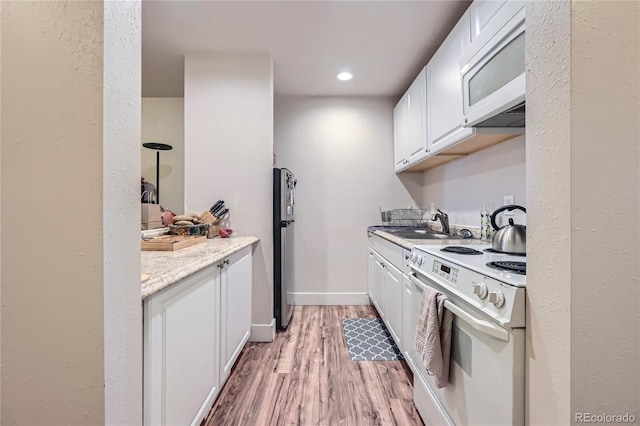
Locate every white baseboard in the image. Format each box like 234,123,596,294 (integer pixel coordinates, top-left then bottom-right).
249,319,276,342
291,292,371,306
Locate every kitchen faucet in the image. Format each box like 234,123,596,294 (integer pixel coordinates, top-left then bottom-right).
432,208,450,234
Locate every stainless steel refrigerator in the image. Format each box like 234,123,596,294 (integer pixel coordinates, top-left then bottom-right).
273,168,296,329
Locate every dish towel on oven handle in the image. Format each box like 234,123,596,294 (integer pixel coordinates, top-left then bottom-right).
414,285,453,388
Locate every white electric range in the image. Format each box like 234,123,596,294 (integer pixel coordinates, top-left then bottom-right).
407,244,526,426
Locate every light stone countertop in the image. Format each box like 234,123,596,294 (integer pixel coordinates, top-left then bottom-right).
141,236,259,300
371,230,489,250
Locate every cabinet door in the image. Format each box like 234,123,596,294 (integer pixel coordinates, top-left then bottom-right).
372,255,386,319
370,250,386,320
470,0,507,43
393,94,409,170
144,266,219,426
402,274,413,358
383,263,403,349
427,9,475,154
406,67,428,164
368,250,376,303
220,246,252,384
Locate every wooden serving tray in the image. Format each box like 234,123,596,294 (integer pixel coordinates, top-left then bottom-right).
141,235,206,251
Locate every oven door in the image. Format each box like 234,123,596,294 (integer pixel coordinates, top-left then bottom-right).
407,272,525,426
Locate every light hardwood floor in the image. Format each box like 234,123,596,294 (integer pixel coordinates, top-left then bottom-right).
203,305,423,426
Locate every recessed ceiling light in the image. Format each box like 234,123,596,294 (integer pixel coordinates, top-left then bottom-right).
336,71,353,81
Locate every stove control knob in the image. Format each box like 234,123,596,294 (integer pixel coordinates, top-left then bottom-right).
419,255,425,266
488,290,505,308
472,282,488,299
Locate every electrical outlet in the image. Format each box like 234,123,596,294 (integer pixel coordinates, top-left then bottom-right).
504,195,514,216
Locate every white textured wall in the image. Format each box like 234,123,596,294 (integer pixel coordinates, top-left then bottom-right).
184,54,274,335
1,2,106,423
419,136,526,228
142,97,185,213
0,0,4,420
527,1,640,423
570,0,639,418
274,96,416,298
103,2,142,425
526,1,572,423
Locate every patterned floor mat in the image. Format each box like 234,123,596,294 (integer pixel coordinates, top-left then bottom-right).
342,318,404,361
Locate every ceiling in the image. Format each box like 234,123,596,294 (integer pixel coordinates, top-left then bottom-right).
142,0,471,98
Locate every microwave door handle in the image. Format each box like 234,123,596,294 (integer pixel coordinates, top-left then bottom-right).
408,273,509,342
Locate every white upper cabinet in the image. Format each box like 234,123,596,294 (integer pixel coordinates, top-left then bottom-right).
393,93,409,170
406,68,427,164
470,0,507,43
426,9,474,154
393,67,427,172
394,0,523,174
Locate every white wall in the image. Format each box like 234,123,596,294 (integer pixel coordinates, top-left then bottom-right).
526,2,571,423
527,1,640,424
103,2,142,425
0,0,3,419
1,2,140,423
2,2,106,422
184,53,275,337
141,97,185,213
274,96,416,302
569,0,639,419
419,136,526,228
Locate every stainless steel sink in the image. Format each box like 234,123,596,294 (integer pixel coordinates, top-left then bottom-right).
382,229,464,240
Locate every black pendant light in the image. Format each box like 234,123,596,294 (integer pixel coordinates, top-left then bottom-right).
143,142,173,204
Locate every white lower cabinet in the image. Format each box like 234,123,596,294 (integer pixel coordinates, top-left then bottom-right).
369,234,455,426
383,262,403,348
368,250,384,317
144,246,252,426
219,246,252,383
367,234,405,350
368,250,375,301
143,265,219,426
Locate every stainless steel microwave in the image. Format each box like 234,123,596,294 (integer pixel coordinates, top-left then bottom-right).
460,2,526,128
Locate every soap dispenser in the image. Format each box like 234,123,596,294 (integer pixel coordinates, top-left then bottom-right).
480,203,490,240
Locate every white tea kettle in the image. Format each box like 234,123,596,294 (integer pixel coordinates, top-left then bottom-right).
490,205,526,255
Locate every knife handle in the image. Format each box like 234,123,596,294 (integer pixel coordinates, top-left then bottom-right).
209,200,225,214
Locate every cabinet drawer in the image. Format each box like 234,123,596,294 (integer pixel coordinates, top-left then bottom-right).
414,372,454,426
369,234,403,269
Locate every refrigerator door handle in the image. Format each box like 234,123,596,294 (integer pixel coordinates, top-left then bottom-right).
280,220,295,227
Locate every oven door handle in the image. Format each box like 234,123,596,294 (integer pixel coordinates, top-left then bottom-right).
408,273,509,342
442,300,509,342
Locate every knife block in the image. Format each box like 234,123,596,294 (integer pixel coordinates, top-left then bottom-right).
199,210,221,225
207,224,220,239
199,210,221,238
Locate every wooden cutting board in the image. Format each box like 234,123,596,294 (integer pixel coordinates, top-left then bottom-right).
141,235,206,251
